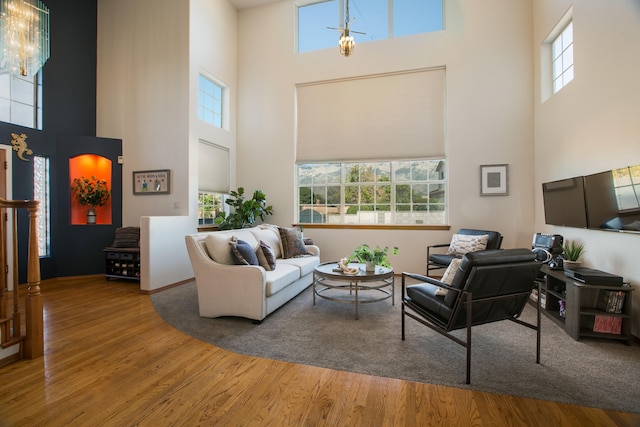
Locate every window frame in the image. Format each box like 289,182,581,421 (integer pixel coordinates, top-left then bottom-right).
0,71,43,130
297,159,447,226
198,73,226,129
296,0,444,54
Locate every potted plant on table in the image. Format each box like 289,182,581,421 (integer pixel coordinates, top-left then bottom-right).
71,176,111,224
562,240,585,270
349,244,399,272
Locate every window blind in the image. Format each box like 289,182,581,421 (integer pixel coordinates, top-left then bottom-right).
198,141,230,193
296,67,445,162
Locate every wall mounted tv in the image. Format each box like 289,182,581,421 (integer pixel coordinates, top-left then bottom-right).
584,166,640,233
542,177,588,228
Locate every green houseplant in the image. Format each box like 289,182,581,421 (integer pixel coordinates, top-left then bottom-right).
349,244,398,271
214,187,273,230
71,176,111,224
562,240,585,269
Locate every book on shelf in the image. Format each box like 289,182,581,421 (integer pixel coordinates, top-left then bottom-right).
592,315,622,334
596,290,625,314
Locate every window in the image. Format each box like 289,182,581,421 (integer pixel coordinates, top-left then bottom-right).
198,74,224,128
297,0,444,54
0,72,43,129
198,191,227,226
297,159,446,225
551,20,573,94
33,155,50,257
612,165,640,211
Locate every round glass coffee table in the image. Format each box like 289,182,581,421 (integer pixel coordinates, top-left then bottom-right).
313,261,394,319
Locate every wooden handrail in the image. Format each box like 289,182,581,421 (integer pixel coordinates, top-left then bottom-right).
0,197,42,363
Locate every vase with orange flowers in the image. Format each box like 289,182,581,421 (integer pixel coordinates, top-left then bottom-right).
71,176,111,224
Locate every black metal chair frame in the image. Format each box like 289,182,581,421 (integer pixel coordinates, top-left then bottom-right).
401,272,541,384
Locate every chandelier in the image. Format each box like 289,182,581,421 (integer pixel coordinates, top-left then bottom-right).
328,0,364,57
0,0,50,77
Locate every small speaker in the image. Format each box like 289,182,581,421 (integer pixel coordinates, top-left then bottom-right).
532,247,552,263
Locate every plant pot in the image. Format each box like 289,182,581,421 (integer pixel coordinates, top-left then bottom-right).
365,261,375,272
563,260,581,271
86,208,97,224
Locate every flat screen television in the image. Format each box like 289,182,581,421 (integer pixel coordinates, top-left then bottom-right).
542,177,588,228
584,166,640,233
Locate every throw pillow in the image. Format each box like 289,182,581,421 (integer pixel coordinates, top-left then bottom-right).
446,233,489,256
229,237,259,266
278,227,308,259
435,258,461,296
111,227,140,248
256,240,277,271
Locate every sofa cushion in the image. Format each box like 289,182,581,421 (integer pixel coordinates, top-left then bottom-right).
204,230,259,265
264,264,301,296
278,226,308,258
250,227,283,258
256,240,277,271
277,256,319,277
447,233,488,256
230,237,259,266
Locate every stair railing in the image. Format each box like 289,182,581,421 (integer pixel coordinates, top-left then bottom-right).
0,197,42,364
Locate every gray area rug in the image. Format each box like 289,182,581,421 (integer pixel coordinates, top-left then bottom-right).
151,281,640,413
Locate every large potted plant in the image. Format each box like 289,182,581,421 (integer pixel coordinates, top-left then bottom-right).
71,176,111,224
214,187,273,230
349,244,398,271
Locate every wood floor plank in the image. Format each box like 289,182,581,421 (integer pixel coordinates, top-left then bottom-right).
1,276,638,426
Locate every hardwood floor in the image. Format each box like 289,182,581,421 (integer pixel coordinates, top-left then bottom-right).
1,276,638,426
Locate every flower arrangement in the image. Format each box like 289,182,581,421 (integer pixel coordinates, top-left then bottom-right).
71,176,111,208
349,244,399,268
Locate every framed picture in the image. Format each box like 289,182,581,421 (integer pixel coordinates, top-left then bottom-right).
133,169,170,195
480,164,508,196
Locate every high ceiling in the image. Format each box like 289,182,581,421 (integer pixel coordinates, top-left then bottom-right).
228,0,281,10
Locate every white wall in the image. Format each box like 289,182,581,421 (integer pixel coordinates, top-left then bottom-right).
236,0,535,274
97,0,238,290
533,0,640,335
97,0,190,224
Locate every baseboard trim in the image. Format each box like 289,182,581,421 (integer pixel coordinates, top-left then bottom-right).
140,278,194,295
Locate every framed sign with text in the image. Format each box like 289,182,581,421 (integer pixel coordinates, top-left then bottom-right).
133,169,170,195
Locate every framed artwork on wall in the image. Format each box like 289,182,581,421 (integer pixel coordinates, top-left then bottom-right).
133,169,170,195
480,164,508,196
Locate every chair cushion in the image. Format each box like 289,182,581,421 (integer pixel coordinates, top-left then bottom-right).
406,284,453,322
457,228,502,249
435,258,461,296
443,248,537,308
429,253,459,267
447,233,488,256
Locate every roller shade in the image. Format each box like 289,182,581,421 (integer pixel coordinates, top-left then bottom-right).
198,141,229,193
296,67,445,162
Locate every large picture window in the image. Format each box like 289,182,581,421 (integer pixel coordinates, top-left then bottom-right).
297,159,446,225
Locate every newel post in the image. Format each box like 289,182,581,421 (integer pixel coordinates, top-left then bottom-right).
23,201,43,359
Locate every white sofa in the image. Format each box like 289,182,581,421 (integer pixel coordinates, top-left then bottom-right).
185,225,320,322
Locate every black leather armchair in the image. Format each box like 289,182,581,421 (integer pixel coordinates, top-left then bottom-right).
402,248,542,384
426,228,503,276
